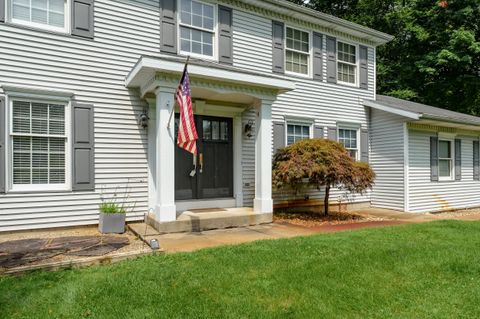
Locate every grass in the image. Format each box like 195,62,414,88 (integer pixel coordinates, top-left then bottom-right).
1,220,480,318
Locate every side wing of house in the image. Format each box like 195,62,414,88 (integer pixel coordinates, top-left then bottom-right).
369,108,405,211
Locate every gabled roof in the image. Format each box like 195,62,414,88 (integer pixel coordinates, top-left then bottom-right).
238,0,394,46
365,95,480,127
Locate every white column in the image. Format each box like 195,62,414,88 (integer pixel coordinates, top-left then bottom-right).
254,99,273,213
154,87,177,222
233,115,243,207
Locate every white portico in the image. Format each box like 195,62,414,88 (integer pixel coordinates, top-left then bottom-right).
126,55,295,225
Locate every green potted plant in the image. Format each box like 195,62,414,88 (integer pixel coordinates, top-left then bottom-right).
98,182,135,234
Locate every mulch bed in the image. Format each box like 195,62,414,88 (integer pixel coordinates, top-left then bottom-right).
273,211,385,228
0,236,129,269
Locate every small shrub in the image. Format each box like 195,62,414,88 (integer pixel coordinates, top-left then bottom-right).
273,138,375,216
99,180,136,214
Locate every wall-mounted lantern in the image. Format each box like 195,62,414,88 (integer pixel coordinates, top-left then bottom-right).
244,120,253,138
139,111,149,129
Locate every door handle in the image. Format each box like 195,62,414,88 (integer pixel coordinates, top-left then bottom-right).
199,153,204,173
189,155,197,177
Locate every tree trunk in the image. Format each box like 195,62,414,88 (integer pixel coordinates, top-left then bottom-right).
324,185,330,216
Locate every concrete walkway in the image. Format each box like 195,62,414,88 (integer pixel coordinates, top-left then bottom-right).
129,219,404,253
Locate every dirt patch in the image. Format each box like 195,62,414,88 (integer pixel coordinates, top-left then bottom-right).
0,226,150,273
273,211,387,228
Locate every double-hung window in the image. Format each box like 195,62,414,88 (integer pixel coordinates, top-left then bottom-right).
9,0,68,32
285,27,310,76
286,123,311,145
9,99,69,191
438,139,454,180
338,127,359,160
337,41,357,85
179,0,215,58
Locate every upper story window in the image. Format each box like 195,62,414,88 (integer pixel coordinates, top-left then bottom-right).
287,123,311,145
9,99,70,191
337,42,357,85
338,127,358,160
179,0,215,58
9,0,68,32
285,27,310,76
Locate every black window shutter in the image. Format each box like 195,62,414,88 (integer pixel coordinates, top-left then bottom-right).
72,103,95,191
326,36,337,83
474,140,480,181
0,0,5,23
312,32,323,81
218,6,233,65
430,136,439,182
454,139,461,181
327,127,337,141
0,96,5,193
273,122,285,153
71,0,94,39
272,21,285,74
359,45,368,89
360,129,369,162
313,126,323,138
160,0,177,54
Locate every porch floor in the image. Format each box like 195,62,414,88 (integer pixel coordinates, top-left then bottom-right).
145,207,272,234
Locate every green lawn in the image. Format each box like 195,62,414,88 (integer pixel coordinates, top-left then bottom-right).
2,221,480,318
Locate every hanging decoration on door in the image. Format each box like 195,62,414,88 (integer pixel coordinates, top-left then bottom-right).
175,58,198,156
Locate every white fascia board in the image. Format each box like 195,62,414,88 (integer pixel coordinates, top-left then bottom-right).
364,100,421,120
126,57,296,92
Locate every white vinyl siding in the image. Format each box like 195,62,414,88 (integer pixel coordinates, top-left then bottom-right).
179,0,215,58
10,100,68,190
0,0,157,231
369,109,405,211
10,0,68,32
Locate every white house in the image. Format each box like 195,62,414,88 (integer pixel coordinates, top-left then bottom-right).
0,0,475,232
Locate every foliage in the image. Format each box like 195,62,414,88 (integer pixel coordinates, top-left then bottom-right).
99,181,136,214
272,139,375,215
2,221,480,318
289,0,480,115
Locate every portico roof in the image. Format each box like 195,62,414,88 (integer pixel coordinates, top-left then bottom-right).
126,55,296,97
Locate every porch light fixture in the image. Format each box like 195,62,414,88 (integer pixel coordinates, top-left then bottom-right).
139,111,149,129
244,120,253,138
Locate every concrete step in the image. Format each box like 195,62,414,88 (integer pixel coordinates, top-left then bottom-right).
146,208,273,234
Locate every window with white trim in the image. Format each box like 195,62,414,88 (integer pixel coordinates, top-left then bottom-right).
9,0,68,32
179,0,215,58
438,139,454,180
285,27,310,75
338,128,358,159
287,123,311,145
10,100,69,190
337,42,357,85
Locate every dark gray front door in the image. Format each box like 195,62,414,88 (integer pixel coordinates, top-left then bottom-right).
175,115,233,200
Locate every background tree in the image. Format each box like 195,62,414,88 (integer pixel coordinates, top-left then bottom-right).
288,0,480,115
272,139,375,216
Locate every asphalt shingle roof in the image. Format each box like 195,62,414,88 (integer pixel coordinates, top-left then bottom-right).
370,95,480,126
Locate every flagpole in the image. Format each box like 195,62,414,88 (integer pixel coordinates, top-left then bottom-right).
167,56,190,129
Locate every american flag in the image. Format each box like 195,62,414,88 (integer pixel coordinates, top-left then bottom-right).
175,67,198,155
